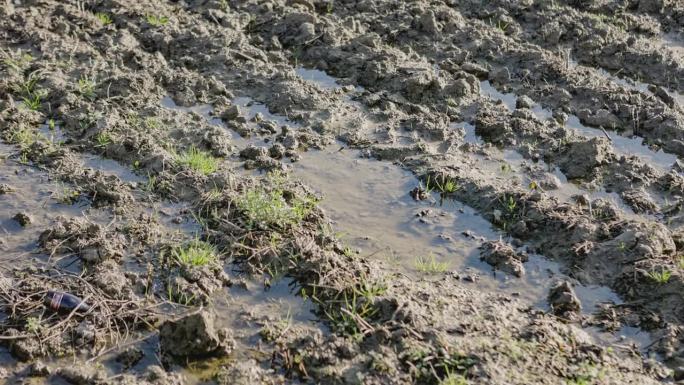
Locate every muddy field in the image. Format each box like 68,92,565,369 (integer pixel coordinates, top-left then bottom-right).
0,0,683,384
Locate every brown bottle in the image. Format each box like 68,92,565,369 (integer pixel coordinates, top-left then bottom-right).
45,291,90,313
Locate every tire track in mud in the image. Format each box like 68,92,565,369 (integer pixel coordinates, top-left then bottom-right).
146,0,684,372
457,0,684,93
0,0,680,384
198,0,684,330
99,0,684,376
296,0,684,159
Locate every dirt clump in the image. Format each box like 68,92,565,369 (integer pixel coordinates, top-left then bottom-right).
159,310,234,360
479,240,528,277
548,281,582,320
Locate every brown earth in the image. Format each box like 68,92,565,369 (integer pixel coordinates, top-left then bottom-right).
0,0,683,384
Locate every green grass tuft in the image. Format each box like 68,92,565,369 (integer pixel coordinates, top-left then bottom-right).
77,76,96,100
414,255,449,274
95,12,113,25
172,240,218,267
146,14,169,26
176,147,220,175
646,268,671,284
236,172,317,229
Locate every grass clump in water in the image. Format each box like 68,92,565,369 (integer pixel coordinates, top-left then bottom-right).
237,172,318,229
415,254,449,274
176,147,220,175
172,240,218,267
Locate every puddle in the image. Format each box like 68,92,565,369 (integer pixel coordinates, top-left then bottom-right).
662,32,684,58
587,325,653,355
480,81,553,120
565,115,676,171
0,145,97,267
480,81,677,172
232,97,301,129
214,71,652,353
295,67,343,90
293,147,628,314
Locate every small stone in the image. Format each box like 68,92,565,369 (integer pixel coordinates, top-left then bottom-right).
410,186,429,201
479,240,527,277
220,105,240,120
0,184,12,194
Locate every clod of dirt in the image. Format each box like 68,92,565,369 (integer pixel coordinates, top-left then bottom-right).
215,359,282,385
28,361,51,377
409,186,430,201
269,143,285,159
5,328,42,361
12,212,31,227
0,183,12,194
548,281,581,319
516,95,535,109
115,347,144,370
240,145,268,160
622,189,658,214
55,365,108,385
159,310,234,359
559,138,612,179
479,240,528,277
39,216,125,264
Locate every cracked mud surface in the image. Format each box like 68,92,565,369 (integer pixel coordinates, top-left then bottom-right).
1,0,684,384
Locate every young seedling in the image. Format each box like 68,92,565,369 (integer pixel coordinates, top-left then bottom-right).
424,175,458,194
166,280,197,306
10,128,35,149
77,76,96,100
175,147,220,175
22,94,42,111
2,52,32,73
95,12,113,25
146,14,169,26
95,132,112,148
415,255,449,274
646,268,671,284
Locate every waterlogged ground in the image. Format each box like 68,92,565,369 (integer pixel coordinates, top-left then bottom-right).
1,0,684,384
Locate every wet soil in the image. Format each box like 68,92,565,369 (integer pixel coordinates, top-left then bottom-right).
1,0,684,384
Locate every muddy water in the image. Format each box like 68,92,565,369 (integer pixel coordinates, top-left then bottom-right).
0,145,95,267
292,147,624,314
221,72,634,317
480,80,678,171
662,33,684,58
295,67,343,91
161,71,654,352
457,118,643,217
